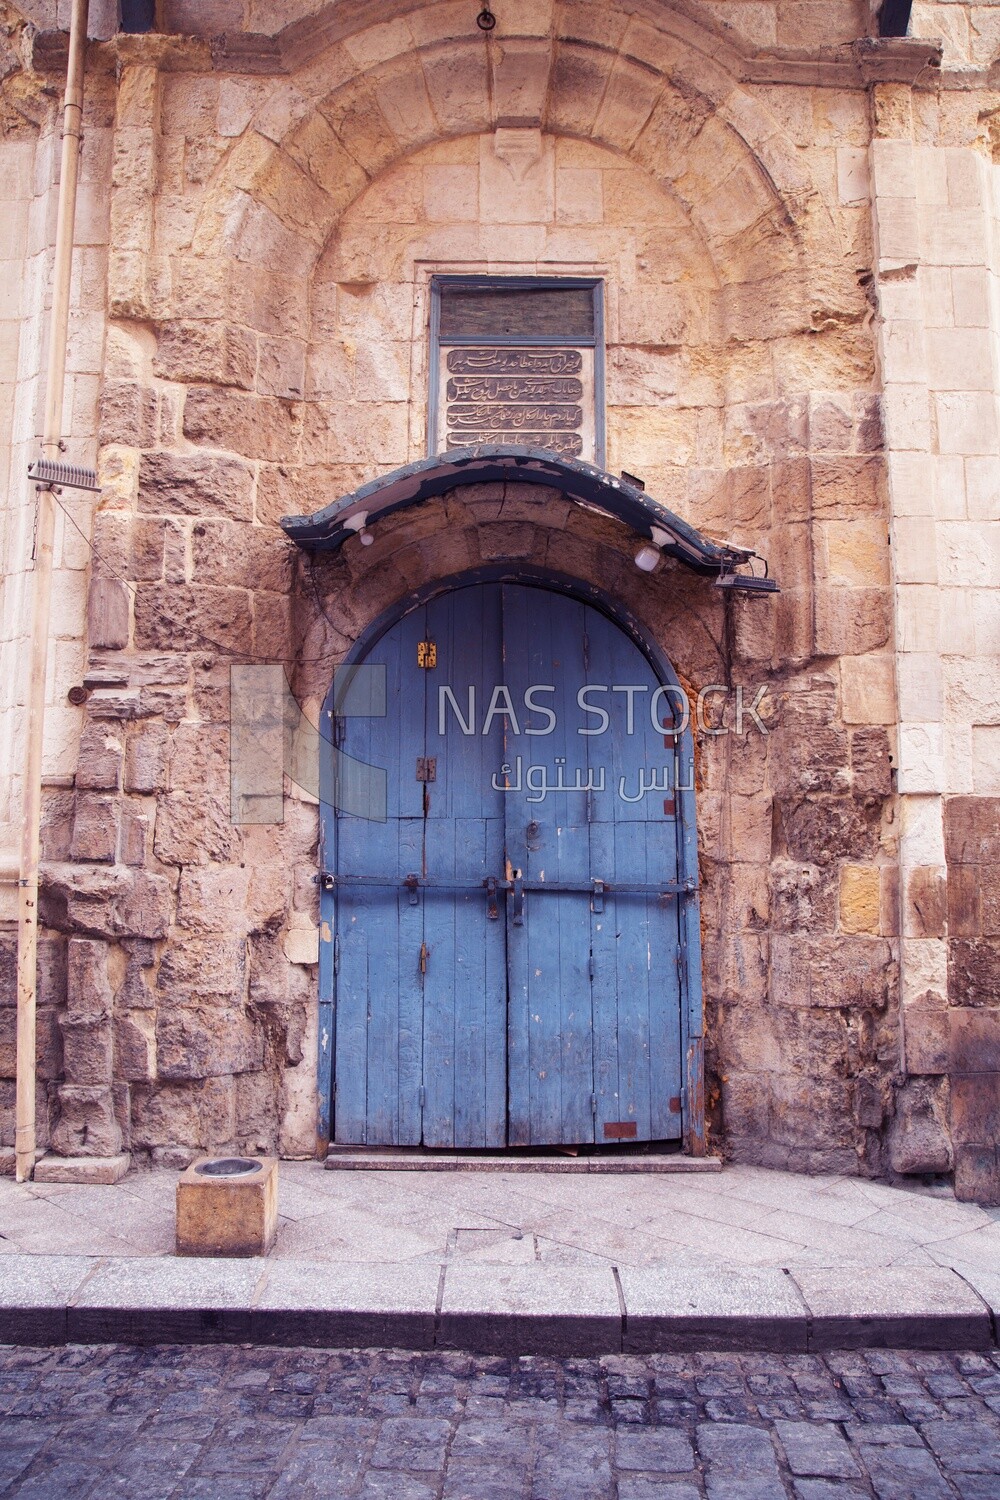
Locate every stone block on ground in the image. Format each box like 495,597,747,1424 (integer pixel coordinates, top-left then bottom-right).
33,1153,131,1184
176,1154,278,1257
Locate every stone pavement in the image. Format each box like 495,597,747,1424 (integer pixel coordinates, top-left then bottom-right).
1,1342,1000,1498
1,1162,999,1353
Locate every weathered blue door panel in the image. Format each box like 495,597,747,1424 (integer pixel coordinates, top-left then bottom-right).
422,586,506,1148
583,600,683,1143
327,580,687,1150
332,603,427,1144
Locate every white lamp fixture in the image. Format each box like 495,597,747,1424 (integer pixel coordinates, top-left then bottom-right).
343,510,374,546
634,526,672,573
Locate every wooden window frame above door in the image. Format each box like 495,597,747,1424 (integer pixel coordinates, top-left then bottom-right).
427,275,607,468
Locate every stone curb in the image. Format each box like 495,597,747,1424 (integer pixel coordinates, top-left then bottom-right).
0,1257,995,1355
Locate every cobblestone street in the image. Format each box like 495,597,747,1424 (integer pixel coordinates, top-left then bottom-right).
0,1344,998,1499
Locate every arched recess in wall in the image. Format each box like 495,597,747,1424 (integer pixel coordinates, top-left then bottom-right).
174,1,863,681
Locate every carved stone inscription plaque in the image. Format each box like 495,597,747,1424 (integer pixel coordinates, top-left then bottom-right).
437,346,595,461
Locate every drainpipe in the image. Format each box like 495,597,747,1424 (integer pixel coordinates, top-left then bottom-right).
15,0,90,1183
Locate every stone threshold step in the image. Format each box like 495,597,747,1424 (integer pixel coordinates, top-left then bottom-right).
325,1150,721,1173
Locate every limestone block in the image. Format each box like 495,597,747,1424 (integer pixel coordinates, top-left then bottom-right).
157,937,247,1003
904,864,948,940
70,796,118,865
900,798,946,874
114,1012,155,1083
176,866,252,937
492,37,552,128
821,518,890,588
769,861,836,935
938,522,998,589
926,328,992,393
897,654,942,725
283,925,318,967
183,387,300,463
904,1008,949,1075
50,1085,123,1159
99,381,157,448
837,146,868,204
191,520,294,593
840,655,896,726
131,1076,235,1152
153,790,240,867
138,452,253,522
936,391,999,456
954,1144,1000,1207
950,1071,1000,1151
972,728,1000,796
882,383,931,453
840,865,881,935
875,194,919,264
920,203,988,267
892,518,937,586
945,660,1000,727
61,1015,113,1087
886,451,933,518
87,578,129,651
176,1156,277,1258
897,723,944,795
951,267,990,328
134,583,253,654
770,934,894,1010
153,321,256,390
33,1154,130,1184
966,456,1000,521
76,723,123,792
125,721,170,795
814,587,891,657
778,794,882,866
889,1078,952,1175
157,1007,264,1081
949,938,1000,1008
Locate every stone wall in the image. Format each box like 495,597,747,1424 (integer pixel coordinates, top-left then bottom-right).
872,79,1000,1201
0,0,996,1195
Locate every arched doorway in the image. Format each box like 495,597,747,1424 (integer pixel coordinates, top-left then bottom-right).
318,574,703,1152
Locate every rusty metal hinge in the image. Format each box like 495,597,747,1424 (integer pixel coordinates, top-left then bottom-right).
417,641,437,668
419,941,429,975
416,757,436,782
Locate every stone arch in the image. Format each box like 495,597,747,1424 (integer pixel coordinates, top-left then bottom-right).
188,1,856,333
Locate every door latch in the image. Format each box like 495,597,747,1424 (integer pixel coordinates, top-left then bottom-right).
591,878,604,914
405,873,420,906
511,875,524,926
485,875,499,920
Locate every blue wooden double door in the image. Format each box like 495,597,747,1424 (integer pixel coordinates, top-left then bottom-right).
326,583,685,1149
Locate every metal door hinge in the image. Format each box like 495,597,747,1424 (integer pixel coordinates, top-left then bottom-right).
588,953,595,979
590,1093,598,1115
416,756,436,782
417,641,437,668
419,1086,426,1108
419,941,429,974
333,934,341,974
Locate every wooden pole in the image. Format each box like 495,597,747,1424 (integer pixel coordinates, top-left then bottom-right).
15,0,90,1183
